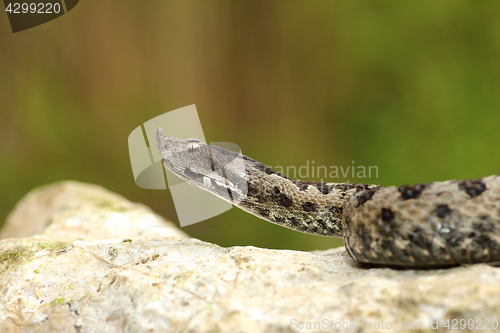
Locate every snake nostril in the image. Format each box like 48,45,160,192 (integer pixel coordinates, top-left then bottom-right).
381,208,394,223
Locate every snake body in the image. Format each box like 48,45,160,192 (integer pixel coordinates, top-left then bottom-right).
156,128,500,267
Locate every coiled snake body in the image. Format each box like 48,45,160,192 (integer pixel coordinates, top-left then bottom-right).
156,128,500,267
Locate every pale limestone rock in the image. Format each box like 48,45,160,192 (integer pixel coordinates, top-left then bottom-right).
1,181,500,333
1,181,188,241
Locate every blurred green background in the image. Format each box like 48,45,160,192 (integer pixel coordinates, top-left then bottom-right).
1,1,500,251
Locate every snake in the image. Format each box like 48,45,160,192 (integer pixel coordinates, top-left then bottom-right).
156,128,500,267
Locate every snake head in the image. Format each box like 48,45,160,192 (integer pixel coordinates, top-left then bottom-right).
156,127,210,179
156,127,248,203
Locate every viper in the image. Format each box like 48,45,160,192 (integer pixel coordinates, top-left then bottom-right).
156,128,500,267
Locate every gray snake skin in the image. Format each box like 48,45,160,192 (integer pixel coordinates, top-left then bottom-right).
156,128,500,267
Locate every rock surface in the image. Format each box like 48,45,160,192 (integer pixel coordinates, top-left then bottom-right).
1,182,499,333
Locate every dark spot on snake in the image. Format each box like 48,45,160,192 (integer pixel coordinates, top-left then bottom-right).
208,153,216,172
435,204,452,219
381,208,395,222
333,183,372,192
398,184,427,200
246,182,260,197
272,186,293,208
458,179,486,198
356,189,377,207
319,184,333,194
302,202,317,212
329,206,343,215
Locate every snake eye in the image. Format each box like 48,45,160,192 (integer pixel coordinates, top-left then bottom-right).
186,139,203,155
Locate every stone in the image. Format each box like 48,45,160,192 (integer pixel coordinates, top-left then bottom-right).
0,181,187,241
1,181,500,332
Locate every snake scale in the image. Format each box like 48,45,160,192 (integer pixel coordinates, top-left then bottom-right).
156,128,500,267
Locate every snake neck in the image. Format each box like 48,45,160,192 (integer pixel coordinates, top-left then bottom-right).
237,156,379,237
